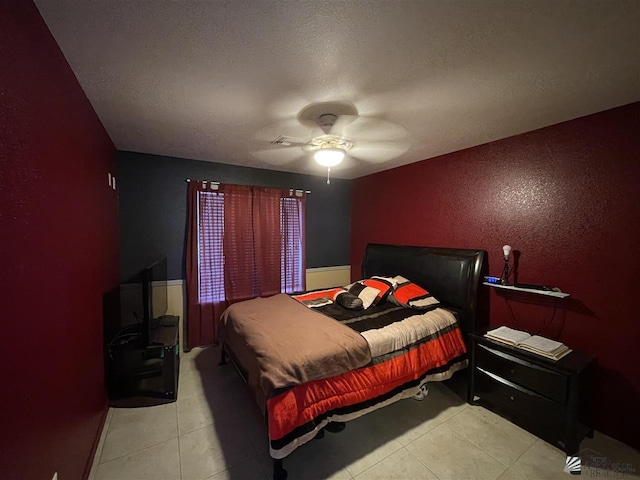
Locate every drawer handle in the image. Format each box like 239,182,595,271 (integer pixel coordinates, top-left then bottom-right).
509,369,515,374
510,396,515,401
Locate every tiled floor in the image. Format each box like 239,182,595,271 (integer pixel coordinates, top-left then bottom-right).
89,346,639,480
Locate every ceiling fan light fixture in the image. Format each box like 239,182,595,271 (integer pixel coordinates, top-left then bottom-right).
314,148,345,167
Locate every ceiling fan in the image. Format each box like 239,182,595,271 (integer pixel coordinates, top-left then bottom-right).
252,101,410,183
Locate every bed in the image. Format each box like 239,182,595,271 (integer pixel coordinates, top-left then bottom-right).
218,243,487,479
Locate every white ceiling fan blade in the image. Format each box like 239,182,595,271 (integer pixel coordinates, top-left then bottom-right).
348,142,410,164
251,147,306,166
328,115,358,136
342,117,408,142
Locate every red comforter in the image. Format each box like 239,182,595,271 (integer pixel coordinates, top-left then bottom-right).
220,291,468,459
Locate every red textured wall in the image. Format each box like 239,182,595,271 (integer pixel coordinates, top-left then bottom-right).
351,103,640,448
0,2,118,479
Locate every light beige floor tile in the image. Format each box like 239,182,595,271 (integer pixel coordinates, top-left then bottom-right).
235,402,269,455
94,437,180,480
495,470,527,480
426,382,470,420
179,419,258,480
257,441,354,480
359,397,442,447
178,370,207,399
507,440,568,480
405,423,507,480
343,438,404,478
205,456,268,480
88,365,640,480
179,347,236,383
325,418,404,477
100,403,178,463
177,381,257,436
177,391,218,435
178,366,238,401
88,407,114,480
354,447,437,480
352,383,469,448
446,405,537,466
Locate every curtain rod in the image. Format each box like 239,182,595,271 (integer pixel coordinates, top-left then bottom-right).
186,178,310,194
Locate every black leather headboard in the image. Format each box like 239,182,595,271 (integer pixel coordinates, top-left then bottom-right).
361,244,487,340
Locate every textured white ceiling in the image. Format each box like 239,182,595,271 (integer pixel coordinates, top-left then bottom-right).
35,0,639,179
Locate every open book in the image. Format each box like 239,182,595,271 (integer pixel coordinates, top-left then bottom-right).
485,326,572,360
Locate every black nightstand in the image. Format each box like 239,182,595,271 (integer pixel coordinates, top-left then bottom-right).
469,329,595,455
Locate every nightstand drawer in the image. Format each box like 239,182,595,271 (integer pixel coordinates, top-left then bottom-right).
475,367,564,426
475,342,568,403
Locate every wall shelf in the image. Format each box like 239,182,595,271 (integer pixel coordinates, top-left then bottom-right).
483,282,570,298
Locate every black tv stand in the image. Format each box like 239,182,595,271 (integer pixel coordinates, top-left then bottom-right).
107,320,180,408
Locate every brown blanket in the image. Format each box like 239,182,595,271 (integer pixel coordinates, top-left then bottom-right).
219,294,372,412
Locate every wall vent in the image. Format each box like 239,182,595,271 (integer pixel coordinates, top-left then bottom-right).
271,135,299,146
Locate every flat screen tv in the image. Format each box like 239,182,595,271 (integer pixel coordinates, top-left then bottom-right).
141,257,168,344
119,257,168,346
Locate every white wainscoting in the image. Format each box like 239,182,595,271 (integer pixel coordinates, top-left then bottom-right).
166,280,185,318
166,280,186,352
305,265,351,290
166,266,352,351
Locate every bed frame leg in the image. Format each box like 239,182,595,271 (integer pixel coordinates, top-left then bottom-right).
218,345,227,366
325,421,346,433
273,459,287,480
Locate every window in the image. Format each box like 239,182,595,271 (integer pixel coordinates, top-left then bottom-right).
197,190,305,303
198,192,225,303
281,197,305,293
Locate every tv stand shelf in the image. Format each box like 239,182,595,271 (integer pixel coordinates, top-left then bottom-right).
107,319,180,407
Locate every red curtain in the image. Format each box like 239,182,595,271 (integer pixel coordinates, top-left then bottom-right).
186,182,305,348
222,184,255,302
186,181,227,348
253,187,283,297
222,185,283,300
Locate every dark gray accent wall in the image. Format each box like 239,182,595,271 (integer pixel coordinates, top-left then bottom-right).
118,151,351,281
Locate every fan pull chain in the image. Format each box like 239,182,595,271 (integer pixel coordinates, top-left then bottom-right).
327,167,331,185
